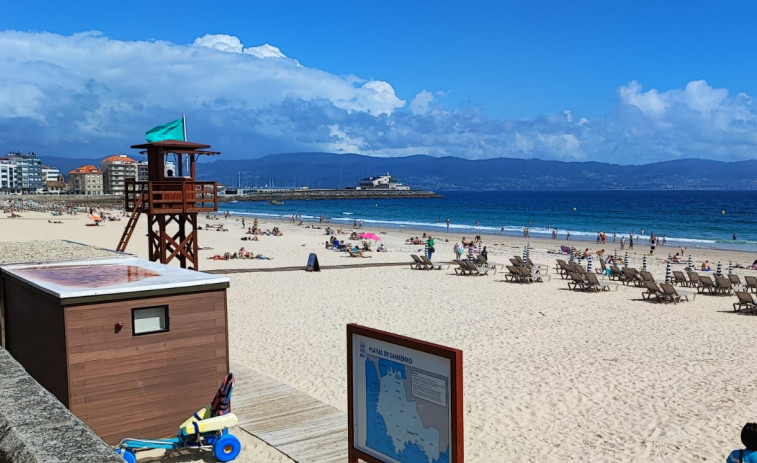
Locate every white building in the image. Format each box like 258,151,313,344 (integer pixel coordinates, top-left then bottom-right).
100,154,137,195
357,172,410,190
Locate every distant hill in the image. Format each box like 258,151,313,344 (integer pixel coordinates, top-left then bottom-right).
46,153,757,190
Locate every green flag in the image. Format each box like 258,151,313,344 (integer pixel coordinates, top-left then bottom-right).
145,117,185,142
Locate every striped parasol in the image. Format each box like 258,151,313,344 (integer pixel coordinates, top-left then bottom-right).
728,260,733,275
587,256,593,273
614,249,618,262
478,241,482,255
624,252,629,268
665,254,673,284
716,261,723,277
687,254,694,271
522,245,528,265
642,255,648,272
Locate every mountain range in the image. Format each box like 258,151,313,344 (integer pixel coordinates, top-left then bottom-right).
44,153,757,190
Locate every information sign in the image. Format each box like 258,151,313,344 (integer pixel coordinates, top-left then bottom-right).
347,324,463,463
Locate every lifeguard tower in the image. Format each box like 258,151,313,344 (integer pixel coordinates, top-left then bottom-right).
117,140,219,270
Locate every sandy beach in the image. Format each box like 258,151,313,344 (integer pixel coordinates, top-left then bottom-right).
1,205,756,462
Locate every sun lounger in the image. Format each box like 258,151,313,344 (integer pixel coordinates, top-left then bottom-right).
516,266,550,283
454,261,471,275
687,271,703,289
639,271,655,283
744,275,757,293
595,258,607,274
697,275,716,294
659,283,693,303
641,280,665,302
728,274,742,288
504,265,522,282
733,291,757,314
420,255,442,270
410,254,425,270
672,270,689,287
470,260,489,276
714,276,734,296
607,265,624,281
555,259,574,279
585,272,617,291
567,272,586,291
622,267,643,286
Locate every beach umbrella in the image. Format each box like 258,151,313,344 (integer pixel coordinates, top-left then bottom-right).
360,232,381,241
716,261,722,277
642,255,648,272
569,252,575,263
586,256,593,273
522,245,528,265
624,252,629,268
665,255,672,284
478,241,482,255
614,249,618,262
728,260,733,275
424,243,429,258
687,254,694,271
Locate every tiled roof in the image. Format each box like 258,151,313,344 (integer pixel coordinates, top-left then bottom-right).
69,165,102,175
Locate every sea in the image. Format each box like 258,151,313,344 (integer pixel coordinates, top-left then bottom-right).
219,190,757,253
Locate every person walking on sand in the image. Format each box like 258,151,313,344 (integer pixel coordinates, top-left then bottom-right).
446,218,450,230
629,234,634,249
566,230,571,240
426,235,435,260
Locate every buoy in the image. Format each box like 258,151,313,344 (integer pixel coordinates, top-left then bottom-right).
573,207,577,211
722,210,726,215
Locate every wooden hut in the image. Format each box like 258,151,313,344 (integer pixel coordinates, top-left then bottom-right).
0,255,230,444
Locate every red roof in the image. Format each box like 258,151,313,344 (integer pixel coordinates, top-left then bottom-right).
102,155,136,164
69,165,102,175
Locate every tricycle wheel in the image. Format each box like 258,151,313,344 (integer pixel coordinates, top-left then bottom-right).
116,448,137,463
213,434,241,461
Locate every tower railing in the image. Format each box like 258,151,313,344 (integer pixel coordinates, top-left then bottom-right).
125,179,218,214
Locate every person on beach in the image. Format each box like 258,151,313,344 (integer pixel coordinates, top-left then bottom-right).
453,242,461,261
480,246,488,262
702,260,711,271
649,235,656,255
629,234,634,249
620,236,626,250
446,218,450,230
566,230,571,240
726,422,757,463
751,259,757,270
426,235,435,260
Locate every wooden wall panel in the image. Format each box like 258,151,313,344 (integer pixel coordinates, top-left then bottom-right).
65,289,229,444
1,275,68,405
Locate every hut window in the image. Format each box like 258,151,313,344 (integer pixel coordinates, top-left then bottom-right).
132,305,169,335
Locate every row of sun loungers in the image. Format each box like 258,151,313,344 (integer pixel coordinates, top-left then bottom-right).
566,271,617,292
410,254,442,270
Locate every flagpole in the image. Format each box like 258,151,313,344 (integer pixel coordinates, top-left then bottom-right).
182,113,187,141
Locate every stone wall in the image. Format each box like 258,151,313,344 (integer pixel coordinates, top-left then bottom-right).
0,348,123,463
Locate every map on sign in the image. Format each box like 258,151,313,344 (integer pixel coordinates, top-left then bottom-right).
352,334,451,463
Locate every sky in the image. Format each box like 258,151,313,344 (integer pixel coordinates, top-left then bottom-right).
2,1,757,164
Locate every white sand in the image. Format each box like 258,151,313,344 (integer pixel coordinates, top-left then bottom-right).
2,208,756,462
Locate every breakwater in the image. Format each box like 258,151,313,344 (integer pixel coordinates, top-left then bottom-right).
222,189,441,202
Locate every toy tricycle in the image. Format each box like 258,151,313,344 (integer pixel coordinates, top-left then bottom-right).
115,373,241,462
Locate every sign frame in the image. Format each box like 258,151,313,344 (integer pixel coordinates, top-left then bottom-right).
347,323,463,463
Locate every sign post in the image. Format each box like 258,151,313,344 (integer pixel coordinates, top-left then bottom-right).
347,323,463,463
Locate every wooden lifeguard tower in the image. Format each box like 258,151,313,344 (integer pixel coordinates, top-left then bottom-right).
117,140,220,270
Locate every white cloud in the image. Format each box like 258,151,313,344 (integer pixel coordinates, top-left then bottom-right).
410,90,434,115
1,30,757,164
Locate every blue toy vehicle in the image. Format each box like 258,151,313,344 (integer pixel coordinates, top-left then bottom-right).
115,373,241,462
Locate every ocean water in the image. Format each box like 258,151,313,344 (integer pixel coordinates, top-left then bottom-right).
219,190,757,252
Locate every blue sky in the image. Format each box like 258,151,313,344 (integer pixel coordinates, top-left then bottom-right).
2,1,757,164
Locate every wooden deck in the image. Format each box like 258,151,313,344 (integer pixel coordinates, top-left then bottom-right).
231,363,348,463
